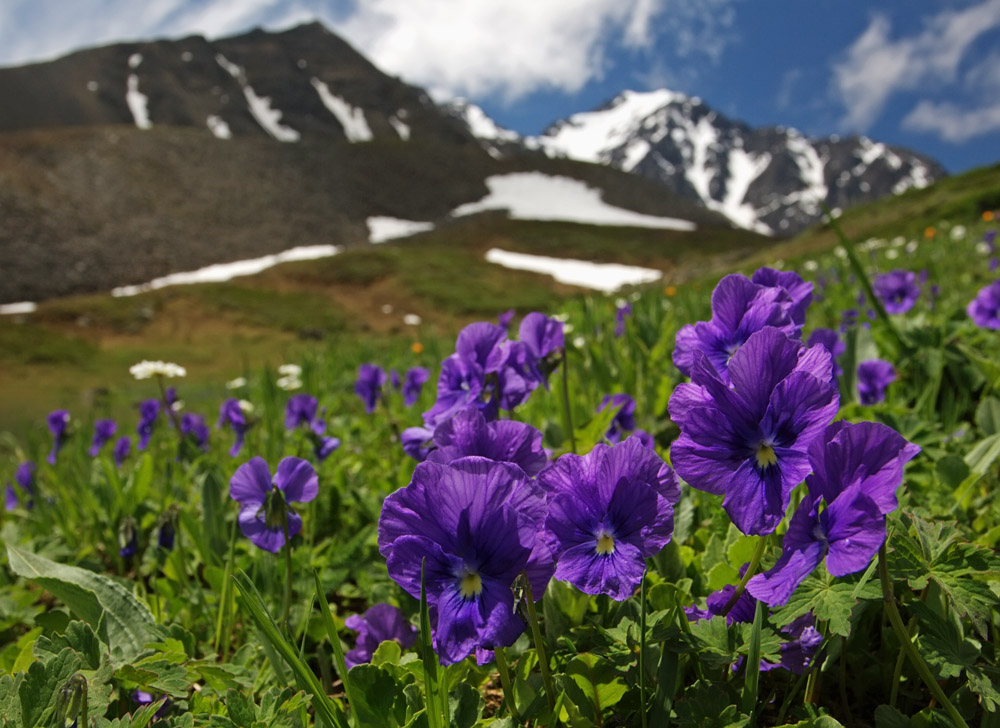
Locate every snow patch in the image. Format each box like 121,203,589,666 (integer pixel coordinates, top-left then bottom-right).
389,115,410,140
712,149,772,234
206,115,231,140
452,173,695,231
683,116,719,205
111,245,340,297
449,99,519,142
126,74,152,129
535,89,683,162
0,301,37,315
310,79,373,142
128,53,142,69
367,217,434,243
86,80,98,92
783,132,828,214
215,54,299,142
485,249,662,293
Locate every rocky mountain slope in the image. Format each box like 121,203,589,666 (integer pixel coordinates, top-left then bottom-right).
446,91,946,235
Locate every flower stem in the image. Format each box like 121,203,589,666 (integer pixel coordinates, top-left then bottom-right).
721,536,767,617
282,514,293,630
559,348,577,454
495,647,521,723
639,570,648,728
156,375,183,433
878,544,969,728
521,571,556,712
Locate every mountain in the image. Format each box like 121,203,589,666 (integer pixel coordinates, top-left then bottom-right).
0,24,751,304
446,90,946,236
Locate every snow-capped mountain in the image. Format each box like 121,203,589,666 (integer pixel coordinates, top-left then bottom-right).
448,90,945,235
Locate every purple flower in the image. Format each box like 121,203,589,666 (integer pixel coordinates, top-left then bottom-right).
747,421,919,606
47,410,70,465
401,426,434,462
230,457,318,553
218,399,250,457
355,364,388,414
497,308,515,331
119,518,138,558
379,456,551,664
806,328,845,378
88,419,117,457
158,517,176,550
857,359,896,405
113,436,132,466
517,312,564,383
539,438,680,601
137,399,160,451
402,367,430,407
180,413,210,451
4,484,17,511
344,603,418,669
967,280,1000,329
598,394,637,444
669,327,839,535
615,302,632,337
132,690,171,719
285,394,318,430
425,354,490,428
390,369,402,391
874,270,920,314
751,267,813,325
673,274,799,384
426,407,548,476
992,258,999,273
4,462,33,510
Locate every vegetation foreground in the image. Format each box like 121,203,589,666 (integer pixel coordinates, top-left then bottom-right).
1,207,1000,728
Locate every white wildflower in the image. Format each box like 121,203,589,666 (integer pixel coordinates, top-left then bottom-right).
226,376,247,390
573,336,586,348
905,240,919,254
886,249,900,260
403,313,422,326
803,260,819,272
276,375,302,391
834,246,848,259
238,399,255,413
976,241,992,255
278,364,302,377
130,360,186,379
950,225,967,240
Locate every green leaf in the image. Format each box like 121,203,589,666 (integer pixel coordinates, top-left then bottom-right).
348,664,410,728
34,620,103,671
975,396,1000,435
771,569,879,637
6,544,161,664
224,690,258,728
564,653,627,723
934,454,969,489
673,681,747,728
448,682,484,728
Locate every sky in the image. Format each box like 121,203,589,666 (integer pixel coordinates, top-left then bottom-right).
1,0,998,173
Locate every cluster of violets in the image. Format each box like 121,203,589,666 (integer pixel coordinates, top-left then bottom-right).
354,363,430,413
667,268,919,604
375,308,682,665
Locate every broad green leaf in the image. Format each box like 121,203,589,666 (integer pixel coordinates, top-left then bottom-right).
447,681,483,728
348,664,410,728
6,544,161,664
771,569,879,637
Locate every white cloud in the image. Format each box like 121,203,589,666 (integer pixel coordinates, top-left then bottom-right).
331,0,671,102
902,100,1000,143
832,0,1000,132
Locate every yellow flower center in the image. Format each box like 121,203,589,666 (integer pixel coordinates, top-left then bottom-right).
459,571,483,599
596,532,616,555
755,443,778,469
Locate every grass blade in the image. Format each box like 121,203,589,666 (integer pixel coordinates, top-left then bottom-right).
314,569,359,728
232,570,348,728
419,559,444,728
742,599,763,723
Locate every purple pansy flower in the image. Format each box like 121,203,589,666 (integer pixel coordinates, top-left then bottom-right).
615,301,632,337
230,456,318,553
401,426,435,462
751,267,813,325
390,369,402,391
5,462,35,510
497,308,515,331
132,690,171,719
113,436,132,466
180,413,210,451
747,421,919,606
344,603,418,669
47,409,70,465
426,407,548,476
402,367,430,407
137,399,160,451
285,394,318,430
4,483,17,511
379,456,552,665
967,280,1000,329
539,437,680,601
806,328,845,378
669,327,839,535
673,274,799,384
857,359,896,405
88,419,117,457
355,364,389,414
598,393,637,444
218,398,250,457
158,516,176,550
874,270,920,314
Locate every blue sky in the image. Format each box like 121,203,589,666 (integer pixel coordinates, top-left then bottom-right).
1,0,998,173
